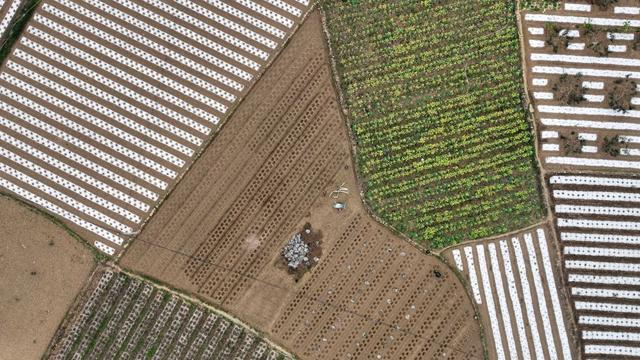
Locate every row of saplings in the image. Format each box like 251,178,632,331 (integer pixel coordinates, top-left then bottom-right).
552,73,636,157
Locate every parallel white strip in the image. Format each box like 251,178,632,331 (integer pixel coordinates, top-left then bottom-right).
0,0,20,37
564,3,591,12
583,330,640,341
488,243,518,360
524,233,557,359
565,246,640,259
609,32,635,41
532,78,548,86
553,190,640,203
541,130,558,139
528,27,544,35
452,249,463,271
615,6,640,15
566,260,640,272
513,237,545,360
1,73,169,189
534,53,640,66
20,38,210,142
55,0,243,92
0,82,179,177
561,232,640,245
539,105,640,119
560,29,580,38
608,44,627,53
476,244,506,360
464,246,482,304
550,175,640,188
536,229,572,360
546,156,640,170
576,301,640,314
573,287,640,300
0,176,124,245
94,241,115,255
582,81,603,90
580,316,640,328
499,240,531,360
3,67,192,160
542,143,559,152
36,14,227,118
585,345,640,356
525,14,640,28
0,146,139,222
621,148,640,157
581,145,597,153
558,218,640,231
583,95,603,103
569,273,640,286
529,40,545,48
556,204,640,217
117,0,265,65
0,110,158,199
620,136,640,144
0,128,148,210
264,0,302,17
567,43,585,51
0,162,133,233
533,91,552,99
233,0,294,28
83,0,252,81
206,0,287,39
8,52,181,173
579,133,597,141
541,118,640,131
174,0,279,48
533,66,640,79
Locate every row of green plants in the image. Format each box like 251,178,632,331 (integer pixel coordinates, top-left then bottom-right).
324,0,544,248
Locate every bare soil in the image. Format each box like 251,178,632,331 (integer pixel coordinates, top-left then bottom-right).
121,10,483,360
0,194,95,360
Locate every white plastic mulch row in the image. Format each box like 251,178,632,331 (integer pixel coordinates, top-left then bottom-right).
556,204,640,217
566,260,640,272
550,175,640,188
542,143,559,152
0,0,21,39
0,0,312,254
547,157,640,170
585,345,640,357
564,3,591,12
457,229,572,360
525,13,640,27
573,287,640,300
541,130,558,139
452,249,463,271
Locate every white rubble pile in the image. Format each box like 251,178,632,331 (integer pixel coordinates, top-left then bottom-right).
282,233,310,269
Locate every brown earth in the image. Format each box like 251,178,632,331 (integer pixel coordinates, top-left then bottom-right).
0,194,95,360
121,10,484,360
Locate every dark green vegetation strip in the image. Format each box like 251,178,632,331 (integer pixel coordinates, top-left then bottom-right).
323,0,544,248
0,0,41,64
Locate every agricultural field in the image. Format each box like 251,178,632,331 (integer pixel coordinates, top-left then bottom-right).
0,0,313,256
121,11,483,360
549,173,640,358
0,194,95,360
444,226,577,360
523,1,640,173
45,267,290,360
322,0,545,248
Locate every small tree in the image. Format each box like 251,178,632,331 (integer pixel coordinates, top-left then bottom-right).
545,23,570,53
608,75,637,113
552,73,586,105
560,131,585,155
603,135,628,156
580,23,612,57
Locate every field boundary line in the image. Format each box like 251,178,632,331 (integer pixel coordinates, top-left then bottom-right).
113,1,321,263
439,219,549,253
116,265,296,359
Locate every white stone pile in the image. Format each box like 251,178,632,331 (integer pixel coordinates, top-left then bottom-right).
282,233,310,269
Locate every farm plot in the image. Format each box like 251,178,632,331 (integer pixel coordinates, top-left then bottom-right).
444,226,577,360
0,194,95,360
523,1,640,173
121,11,483,360
45,267,290,360
322,0,544,248
549,173,640,358
0,0,313,256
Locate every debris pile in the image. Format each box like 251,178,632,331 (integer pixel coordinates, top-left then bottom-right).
282,233,310,269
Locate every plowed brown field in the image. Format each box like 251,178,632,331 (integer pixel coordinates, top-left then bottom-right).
121,10,483,360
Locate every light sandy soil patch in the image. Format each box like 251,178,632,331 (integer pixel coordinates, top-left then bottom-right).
0,194,95,360
121,10,483,360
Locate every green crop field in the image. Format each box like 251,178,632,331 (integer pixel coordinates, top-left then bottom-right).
323,0,544,248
